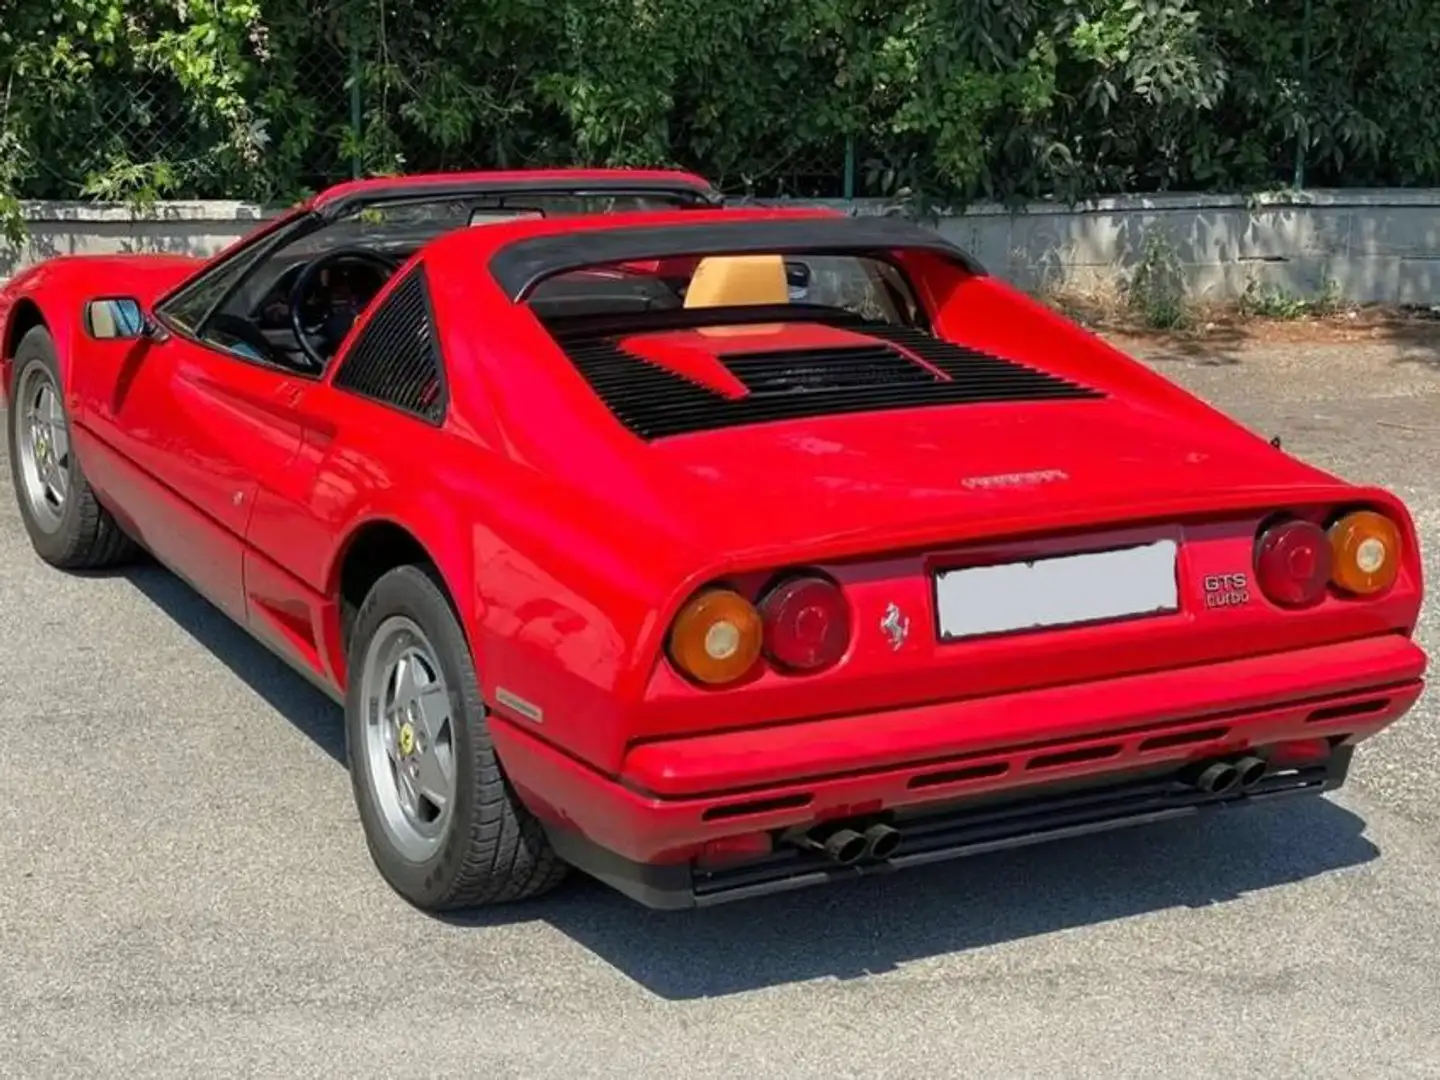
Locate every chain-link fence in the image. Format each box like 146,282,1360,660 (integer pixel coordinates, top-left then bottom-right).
8,0,1403,213
2,9,860,208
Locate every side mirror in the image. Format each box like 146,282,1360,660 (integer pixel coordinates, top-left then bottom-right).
84,297,165,341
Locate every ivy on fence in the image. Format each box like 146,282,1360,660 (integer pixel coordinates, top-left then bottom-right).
3,0,1440,244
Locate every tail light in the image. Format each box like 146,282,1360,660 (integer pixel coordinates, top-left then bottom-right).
667,588,763,685
666,572,853,686
1254,518,1332,608
1328,509,1401,596
759,574,852,673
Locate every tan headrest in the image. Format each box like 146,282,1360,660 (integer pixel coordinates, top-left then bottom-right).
683,254,789,309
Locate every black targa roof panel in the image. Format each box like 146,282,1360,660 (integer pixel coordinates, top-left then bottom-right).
487,216,987,301
316,175,721,220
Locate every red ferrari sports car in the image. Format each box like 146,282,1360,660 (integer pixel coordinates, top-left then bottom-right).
1,168,1427,911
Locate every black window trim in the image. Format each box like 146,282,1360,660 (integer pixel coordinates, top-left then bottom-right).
328,261,451,428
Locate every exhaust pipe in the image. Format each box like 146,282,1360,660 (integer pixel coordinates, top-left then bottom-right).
790,826,867,866
862,823,902,861
1233,755,1268,791
1189,761,1240,796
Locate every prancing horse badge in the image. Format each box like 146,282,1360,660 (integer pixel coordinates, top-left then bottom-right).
880,603,910,651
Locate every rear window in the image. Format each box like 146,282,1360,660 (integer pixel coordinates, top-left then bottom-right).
526,253,923,326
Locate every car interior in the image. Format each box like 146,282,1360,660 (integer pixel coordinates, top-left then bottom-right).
157,192,926,378
524,251,927,338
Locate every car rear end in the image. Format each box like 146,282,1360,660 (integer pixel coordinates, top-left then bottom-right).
492,477,1425,909
462,213,1426,908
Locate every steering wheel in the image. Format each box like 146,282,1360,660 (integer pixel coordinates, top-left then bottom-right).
289,247,402,370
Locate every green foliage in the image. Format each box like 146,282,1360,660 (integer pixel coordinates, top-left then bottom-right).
3,0,1440,244
1127,224,1189,330
1238,275,1345,320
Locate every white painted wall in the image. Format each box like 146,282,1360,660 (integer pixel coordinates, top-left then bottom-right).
5,189,1439,304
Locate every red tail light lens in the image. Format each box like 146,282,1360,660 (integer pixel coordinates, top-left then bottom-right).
1254,519,1332,608
759,575,851,673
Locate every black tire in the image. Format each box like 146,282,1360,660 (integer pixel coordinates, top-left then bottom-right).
344,563,569,910
5,325,139,570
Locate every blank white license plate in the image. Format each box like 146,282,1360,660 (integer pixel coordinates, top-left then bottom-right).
934,539,1179,641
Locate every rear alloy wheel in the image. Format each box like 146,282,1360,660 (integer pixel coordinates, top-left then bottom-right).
5,326,138,569
345,564,568,910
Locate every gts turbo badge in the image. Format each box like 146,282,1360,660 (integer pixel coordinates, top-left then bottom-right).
1203,572,1251,610
881,603,910,650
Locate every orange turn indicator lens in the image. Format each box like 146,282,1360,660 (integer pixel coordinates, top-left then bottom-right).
668,588,763,685
1328,510,1401,595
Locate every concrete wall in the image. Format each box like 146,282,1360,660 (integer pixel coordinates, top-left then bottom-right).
5,188,1440,305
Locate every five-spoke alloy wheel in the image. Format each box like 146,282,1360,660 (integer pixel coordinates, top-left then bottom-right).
358,616,459,862
345,564,568,910
5,325,138,569
14,361,71,533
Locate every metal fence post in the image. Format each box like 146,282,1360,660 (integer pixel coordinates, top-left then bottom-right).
1293,0,1311,190
349,9,363,179
843,135,856,201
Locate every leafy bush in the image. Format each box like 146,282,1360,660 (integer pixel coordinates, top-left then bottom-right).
3,0,1440,242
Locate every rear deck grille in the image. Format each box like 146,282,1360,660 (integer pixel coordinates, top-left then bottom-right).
723,344,940,393
552,324,1103,440
559,334,723,439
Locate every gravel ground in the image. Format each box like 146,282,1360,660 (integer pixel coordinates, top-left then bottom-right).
2,328,1439,1079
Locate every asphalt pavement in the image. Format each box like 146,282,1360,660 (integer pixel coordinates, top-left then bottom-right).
3,327,1440,1078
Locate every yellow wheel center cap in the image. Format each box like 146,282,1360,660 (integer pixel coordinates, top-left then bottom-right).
397,722,415,757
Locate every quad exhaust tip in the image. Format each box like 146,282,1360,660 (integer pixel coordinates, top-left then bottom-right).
787,822,902,866
823,828,868,865
1193,761,1241,795
1187,754,1270,795
785,752,1273,868
862,823,902,861
1233,755,1268,791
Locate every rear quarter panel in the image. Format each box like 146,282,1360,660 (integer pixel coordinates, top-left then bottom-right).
246,258,706,773
283,397,707,773
417,262,711,772
910,254,1332,455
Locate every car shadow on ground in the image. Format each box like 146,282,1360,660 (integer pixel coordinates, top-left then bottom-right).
504,799,1375,998
123,558,1381,1001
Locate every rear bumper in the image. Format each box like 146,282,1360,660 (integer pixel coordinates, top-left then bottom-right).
547,750,1352,909
490,634,1425,908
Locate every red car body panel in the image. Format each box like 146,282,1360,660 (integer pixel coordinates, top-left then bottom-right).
1,172,1427,908
494,633,1424,860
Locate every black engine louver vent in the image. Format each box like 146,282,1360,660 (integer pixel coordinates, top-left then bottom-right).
332,266,447,423
552,324,1102,441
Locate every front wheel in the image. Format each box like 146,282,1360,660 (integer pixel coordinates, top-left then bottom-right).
344,563,569,910
5,325,138,569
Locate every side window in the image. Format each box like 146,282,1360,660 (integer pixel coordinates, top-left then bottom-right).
331,265,447,424
157,215,307,335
